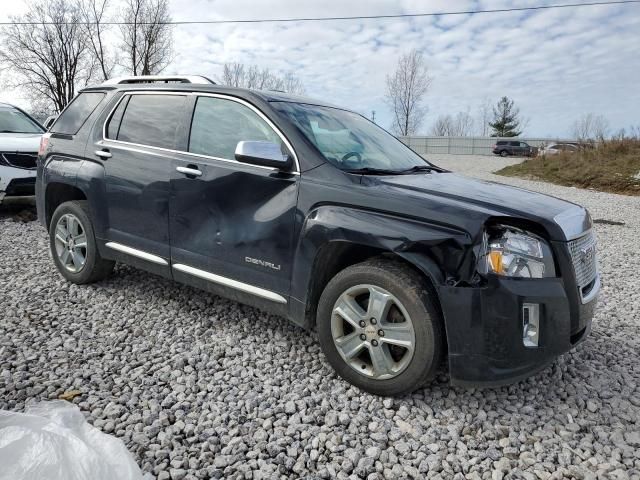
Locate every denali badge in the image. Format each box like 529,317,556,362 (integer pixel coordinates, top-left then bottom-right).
245,256,281,271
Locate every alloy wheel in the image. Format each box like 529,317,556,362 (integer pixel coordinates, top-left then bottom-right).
53,213,88,273
330,284,416,380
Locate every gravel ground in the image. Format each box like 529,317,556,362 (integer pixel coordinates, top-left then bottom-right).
1,155,639,480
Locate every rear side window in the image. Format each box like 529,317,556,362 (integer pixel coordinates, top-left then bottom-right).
496,141,507,145
52,92,105,135
509,141,520,146
111,94,186,150
188,96,281,160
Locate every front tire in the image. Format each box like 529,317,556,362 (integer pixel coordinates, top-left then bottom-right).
317,258,444,396
49,200,114,284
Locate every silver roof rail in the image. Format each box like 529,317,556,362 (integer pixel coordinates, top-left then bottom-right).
102,75,216,85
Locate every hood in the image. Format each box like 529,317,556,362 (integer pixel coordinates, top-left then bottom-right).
370,172,590,241
0,133,42,153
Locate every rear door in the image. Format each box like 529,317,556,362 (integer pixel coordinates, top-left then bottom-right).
509,141,521,155
169,94,299,303
95,92,190,266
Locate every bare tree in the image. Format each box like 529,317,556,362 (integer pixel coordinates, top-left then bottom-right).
120,0,172,76
452,110,474,136
429,110,474,136
78,0,114,81
219,63,306,95
430,114,454,136
385,49,432,136
476,97,492,136
572,113,610,142
0,0,93,113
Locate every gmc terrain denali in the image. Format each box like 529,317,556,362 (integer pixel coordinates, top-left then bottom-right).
36,75,599,396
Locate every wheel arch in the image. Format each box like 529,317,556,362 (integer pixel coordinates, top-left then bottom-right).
44,182,87,229
290,205,461,330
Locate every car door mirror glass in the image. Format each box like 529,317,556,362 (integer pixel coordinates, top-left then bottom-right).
235,141,291,169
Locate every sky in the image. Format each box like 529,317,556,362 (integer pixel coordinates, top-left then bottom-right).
1,0,639,137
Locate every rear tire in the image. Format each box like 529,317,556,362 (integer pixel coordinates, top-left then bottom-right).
317,257,444,396
49,200,114,284
500,150,509,157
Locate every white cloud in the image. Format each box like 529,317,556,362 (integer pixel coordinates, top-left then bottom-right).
1,0,639,136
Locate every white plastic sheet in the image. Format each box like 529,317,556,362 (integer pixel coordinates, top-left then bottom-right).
0,400,144,480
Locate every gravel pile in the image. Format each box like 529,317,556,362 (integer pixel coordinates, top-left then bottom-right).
1,155,639,480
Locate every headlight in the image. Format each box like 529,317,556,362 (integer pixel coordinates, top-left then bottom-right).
480,226,555,278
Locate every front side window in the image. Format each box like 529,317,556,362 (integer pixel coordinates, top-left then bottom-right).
188,96,281,160
114,94,187,150
52,92,105,135
0,106,44,134
273,102,431,171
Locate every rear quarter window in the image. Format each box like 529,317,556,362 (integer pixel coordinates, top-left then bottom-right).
51,92,106,135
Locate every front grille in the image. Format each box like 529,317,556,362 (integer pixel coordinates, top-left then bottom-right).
568,231,597,287
1,152,38,169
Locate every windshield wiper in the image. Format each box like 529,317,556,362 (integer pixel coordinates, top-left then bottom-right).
343,167,405,175
398,165,436,174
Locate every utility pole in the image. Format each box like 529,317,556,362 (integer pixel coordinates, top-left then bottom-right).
371,110,376,123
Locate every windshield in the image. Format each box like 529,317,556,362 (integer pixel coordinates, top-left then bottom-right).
273,102,432,172
0,107,44,134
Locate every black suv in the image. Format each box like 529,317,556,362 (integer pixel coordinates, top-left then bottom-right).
36,76,599,396
492,140,535,157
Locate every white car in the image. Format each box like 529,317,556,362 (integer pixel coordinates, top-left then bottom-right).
0,102,45,203
538,143,579,156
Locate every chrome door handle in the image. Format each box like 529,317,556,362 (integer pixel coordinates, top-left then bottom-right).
95,150,112,159
176,166,202,177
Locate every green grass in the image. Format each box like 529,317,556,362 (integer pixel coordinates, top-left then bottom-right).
496,139,640,196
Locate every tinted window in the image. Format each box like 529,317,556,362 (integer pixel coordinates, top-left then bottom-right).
509,141,520,146
0,106,44,134
189,96,281,160
52,92,105,135
116,94,186,150
106,95,130,139
496,141,507,145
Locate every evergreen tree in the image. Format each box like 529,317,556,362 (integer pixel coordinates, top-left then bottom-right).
489,96,522,137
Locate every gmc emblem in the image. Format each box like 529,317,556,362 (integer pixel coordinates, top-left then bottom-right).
579,245,595,265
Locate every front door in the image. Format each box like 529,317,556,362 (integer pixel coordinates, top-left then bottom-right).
169,95,299,302
97,92,190,262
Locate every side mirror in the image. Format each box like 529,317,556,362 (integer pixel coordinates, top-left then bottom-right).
235,141,292,170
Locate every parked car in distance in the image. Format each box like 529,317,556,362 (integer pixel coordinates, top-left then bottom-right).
538,143,579,156
37,76,599,396
0,102,45,203
492,140,536,157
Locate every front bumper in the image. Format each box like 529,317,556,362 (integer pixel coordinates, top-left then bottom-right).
439,273,598,387
0,165,37,200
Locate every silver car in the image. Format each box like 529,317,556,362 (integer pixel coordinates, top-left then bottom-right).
0,102,45,203
538,143,579,156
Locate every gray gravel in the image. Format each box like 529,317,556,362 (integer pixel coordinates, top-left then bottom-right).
2,155,640,480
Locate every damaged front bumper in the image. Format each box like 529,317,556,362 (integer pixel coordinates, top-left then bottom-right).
439,272,599,387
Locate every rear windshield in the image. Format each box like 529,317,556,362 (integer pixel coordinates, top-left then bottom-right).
51,92,106,135
0,106,44,134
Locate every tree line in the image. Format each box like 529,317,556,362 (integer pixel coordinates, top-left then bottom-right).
0,0,305,115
